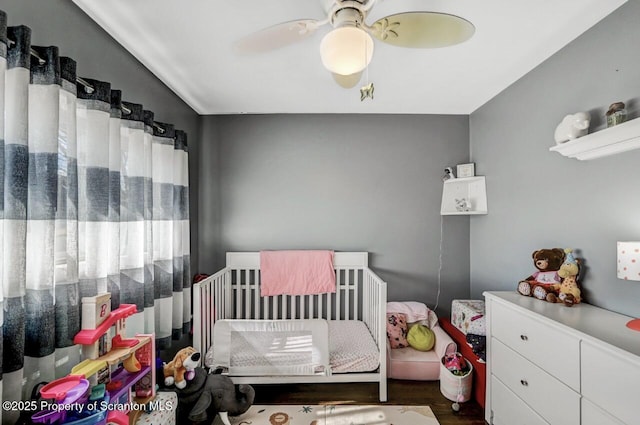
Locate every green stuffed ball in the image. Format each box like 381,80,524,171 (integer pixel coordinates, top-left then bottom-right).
407,324,436,351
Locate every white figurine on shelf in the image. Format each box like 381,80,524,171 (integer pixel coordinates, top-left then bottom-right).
554,111,590,144
455,198,471,212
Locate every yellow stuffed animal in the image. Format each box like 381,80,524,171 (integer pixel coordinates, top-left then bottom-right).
557,275,582,306
163,346,201,389
547,249,581,306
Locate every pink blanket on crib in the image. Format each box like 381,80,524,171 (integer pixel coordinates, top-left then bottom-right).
260,250,336,296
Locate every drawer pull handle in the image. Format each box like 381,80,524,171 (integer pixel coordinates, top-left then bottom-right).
520,379,529,386
520,335,528,341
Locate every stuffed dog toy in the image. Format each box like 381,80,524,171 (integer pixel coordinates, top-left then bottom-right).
164,346,201,389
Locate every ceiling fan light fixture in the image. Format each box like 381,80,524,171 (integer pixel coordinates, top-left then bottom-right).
320,26,374,75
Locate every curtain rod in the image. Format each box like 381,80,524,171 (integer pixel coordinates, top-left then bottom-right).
7,37,96,94
76,76,95,94
6,37,165,134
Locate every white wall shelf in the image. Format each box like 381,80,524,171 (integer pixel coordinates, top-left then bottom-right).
550,116,640,160
440,176,487,215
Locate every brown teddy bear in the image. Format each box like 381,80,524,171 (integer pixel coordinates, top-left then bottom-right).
517,248,565,301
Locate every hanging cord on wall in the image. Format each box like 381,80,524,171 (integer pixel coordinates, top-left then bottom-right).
432,214,444,312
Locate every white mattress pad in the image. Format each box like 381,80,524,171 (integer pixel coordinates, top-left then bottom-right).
329,320,380,373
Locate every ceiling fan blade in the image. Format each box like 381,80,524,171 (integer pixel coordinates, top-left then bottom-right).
370,12,474,48
235,19,322,53
332,71,363,88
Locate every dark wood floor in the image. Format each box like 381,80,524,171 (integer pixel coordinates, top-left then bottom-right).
252,380,487,425
164,335,486,424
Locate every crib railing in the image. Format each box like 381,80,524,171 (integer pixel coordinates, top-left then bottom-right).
362,267,387,350
193,252,387,359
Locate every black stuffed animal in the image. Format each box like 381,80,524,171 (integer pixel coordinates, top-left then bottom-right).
465,333,486,362
171,367,255,425
171,367,209,423
189,373,255,424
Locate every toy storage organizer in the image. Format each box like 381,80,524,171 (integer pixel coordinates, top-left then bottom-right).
439,318,486,408
442,299,486,408
450,299,486,336
31,294,157,425
440,355,473,405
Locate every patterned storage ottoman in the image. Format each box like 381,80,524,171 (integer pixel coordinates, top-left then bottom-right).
451,300,486,336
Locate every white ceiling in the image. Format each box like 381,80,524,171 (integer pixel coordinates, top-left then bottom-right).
72,0,626,115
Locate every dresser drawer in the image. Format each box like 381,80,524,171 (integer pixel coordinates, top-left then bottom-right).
582,341,638,425
490,376,549,425
582,398,625,425
491,300,580,390
492,338,580,425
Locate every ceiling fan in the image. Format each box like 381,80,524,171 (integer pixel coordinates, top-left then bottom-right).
235,0,475,88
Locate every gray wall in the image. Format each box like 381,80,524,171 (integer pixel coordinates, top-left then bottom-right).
198,114,470,317
470,0,640,318
2,0,202,268
13,0,637,322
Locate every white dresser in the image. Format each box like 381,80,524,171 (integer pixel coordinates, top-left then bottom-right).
484,291,640,425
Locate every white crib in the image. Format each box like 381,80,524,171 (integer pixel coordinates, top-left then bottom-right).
193,251,388,401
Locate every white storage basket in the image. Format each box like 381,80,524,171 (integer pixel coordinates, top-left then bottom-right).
440,354,473,403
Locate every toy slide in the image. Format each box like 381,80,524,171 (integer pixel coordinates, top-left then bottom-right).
40,376,90,403
32,376,92,424
74,304,137,346
71,360,107,380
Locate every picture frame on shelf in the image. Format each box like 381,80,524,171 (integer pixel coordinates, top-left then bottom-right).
457,163,475,178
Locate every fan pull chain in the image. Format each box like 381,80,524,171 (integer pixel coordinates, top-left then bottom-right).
360,29,374,101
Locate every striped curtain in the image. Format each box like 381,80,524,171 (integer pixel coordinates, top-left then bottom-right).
3,24,30,425
153,122,175,349
120,101,146,336
0,11,7,414
55,56,81,379
174,130,191,338
0,12,191,423
0,12,4,413
24,42,60,405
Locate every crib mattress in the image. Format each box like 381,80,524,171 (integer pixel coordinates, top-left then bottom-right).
329,320,380,373
206,320,379,374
